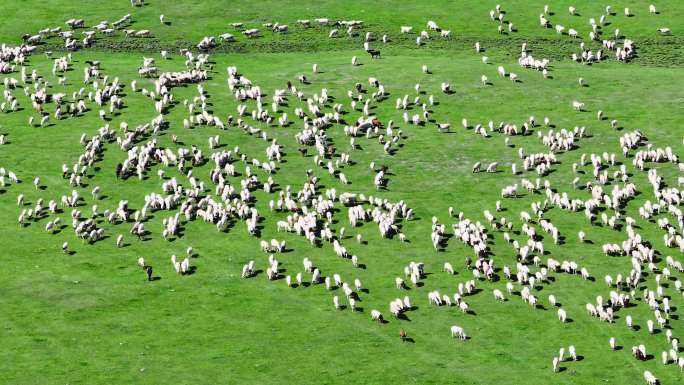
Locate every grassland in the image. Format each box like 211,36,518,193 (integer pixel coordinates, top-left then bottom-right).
1,1,683,384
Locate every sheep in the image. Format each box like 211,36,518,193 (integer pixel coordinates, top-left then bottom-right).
657,28,671,35
243,29,260,38
557,308,567,322
542,294,554,307
395,277,405,289
643,371,657,385
649,4,657,14
371,309,383,322
493,289,505,301
572,101,585,111
610,337,616,350
450,325,466,339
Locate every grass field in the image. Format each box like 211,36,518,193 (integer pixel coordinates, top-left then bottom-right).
1,1,684,384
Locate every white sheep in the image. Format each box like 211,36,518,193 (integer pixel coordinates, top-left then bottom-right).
572,101,585,111
557,308,567,322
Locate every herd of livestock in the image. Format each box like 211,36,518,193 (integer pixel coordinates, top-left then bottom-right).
1,2,681,383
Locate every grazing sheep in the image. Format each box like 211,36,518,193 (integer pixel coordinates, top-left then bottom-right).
450,325,466,339
558,308,567,322
643,371,657,385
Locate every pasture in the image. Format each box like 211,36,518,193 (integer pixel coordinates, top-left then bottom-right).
0,1,683,384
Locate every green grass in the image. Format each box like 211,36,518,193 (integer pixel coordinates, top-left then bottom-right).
1,1,684,384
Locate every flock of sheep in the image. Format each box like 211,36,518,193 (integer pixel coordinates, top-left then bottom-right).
1,2,681,383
